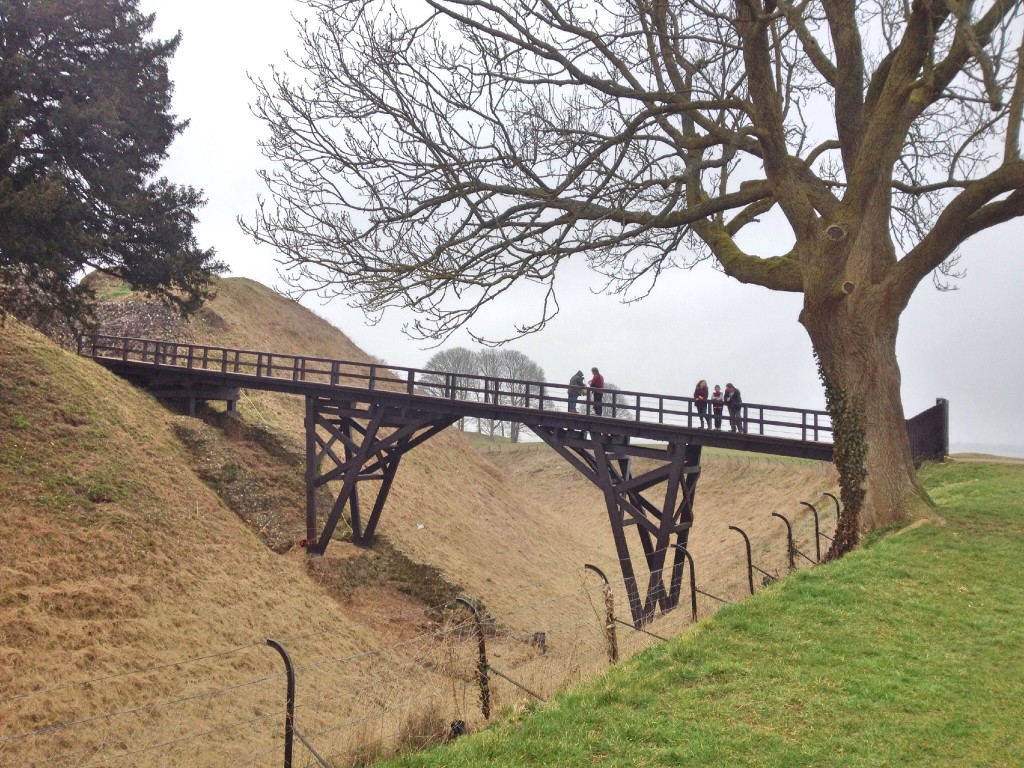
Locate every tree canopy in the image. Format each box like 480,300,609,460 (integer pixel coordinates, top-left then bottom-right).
423,346,545,440
245,0,1024,542
0,0,222,328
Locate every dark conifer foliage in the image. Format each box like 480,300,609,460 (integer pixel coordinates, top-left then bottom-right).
0,0,223,328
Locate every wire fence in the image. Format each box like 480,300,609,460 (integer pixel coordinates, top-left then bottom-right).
1,494,839,768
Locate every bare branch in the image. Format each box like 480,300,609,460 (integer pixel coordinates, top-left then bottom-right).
244,0,1024,341
889,159,1024,304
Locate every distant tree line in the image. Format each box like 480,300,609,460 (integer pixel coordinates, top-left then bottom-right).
422,347,544,442
423,348,635,440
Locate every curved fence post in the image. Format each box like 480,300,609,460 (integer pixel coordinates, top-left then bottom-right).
728,526,756,596
672,547,699,622
266,639,295,768
456,596,491,720
771,512,796,572
584,564,619,664
824,492,841,520
800,501,822,562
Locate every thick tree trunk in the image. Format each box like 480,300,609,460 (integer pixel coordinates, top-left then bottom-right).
801,287,934,539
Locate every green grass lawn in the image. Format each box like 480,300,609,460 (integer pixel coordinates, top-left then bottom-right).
378,461,1024,767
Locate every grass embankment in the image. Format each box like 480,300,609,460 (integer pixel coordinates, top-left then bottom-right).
3,283,843,766
0,322,384,765
381,460,1024,768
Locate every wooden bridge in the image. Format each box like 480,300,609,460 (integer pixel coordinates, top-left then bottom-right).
78,335,946,626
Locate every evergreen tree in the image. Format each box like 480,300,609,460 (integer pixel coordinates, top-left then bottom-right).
0,0,223,328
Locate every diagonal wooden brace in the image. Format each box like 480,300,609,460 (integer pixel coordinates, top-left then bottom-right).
304,395,457,553
529,425,702,627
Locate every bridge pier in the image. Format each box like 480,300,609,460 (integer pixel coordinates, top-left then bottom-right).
303,395,457,553
528,425,701,628
301,396,702,628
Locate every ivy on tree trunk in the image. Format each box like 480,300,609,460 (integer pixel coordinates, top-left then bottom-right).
817,356,866,559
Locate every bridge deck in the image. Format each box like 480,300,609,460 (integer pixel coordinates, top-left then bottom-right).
79,335,834,461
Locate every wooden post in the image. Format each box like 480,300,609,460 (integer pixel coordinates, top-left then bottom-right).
305,396,318,543
456,597,491,720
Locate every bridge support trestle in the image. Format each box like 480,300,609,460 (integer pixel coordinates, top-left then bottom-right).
528,425,701,628
304,395,457,553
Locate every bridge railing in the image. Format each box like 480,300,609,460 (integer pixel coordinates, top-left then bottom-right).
80,335,833,444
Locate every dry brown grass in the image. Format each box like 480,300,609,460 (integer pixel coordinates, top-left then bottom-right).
0,321,385,766
483,442,839,605
0,278,841,766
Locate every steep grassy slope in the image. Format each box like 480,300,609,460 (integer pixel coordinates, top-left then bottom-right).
0,321,387,766
0,276,841,766
377,461,1024,768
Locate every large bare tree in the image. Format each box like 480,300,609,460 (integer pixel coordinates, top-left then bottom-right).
243,0,1024,550
489,348,545,441
423,346,480,430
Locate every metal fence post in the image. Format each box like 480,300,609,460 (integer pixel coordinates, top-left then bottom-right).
801,501,822,562
771,512,797,572
824,491,841,521
266,639,295,768
266,639,331,768
455,597,491,720
670,547,699,622
729,525,756,596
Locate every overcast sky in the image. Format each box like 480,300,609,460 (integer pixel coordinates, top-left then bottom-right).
141,0,1024,455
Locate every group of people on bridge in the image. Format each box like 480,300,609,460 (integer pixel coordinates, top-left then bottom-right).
693,380,744,432
567,367,605,415
565,368,745,432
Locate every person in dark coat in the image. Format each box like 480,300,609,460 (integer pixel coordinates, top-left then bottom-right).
694,379,710,428
724,383,743,433
589,367,605,415
568,370,585,413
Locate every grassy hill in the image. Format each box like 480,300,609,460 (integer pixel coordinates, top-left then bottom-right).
0,277,842,766
0,321,380,766
378,460,1024,768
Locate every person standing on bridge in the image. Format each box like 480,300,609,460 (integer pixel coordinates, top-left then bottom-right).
568,370,585,413
711,385,724,430
724,383,743,433
694,379,710,428
589,367,605,416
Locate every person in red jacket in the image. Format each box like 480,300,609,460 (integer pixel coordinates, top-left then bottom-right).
693,379,710,428
589,367,605,415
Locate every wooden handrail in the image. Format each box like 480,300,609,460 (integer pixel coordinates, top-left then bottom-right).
79,334,834,444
